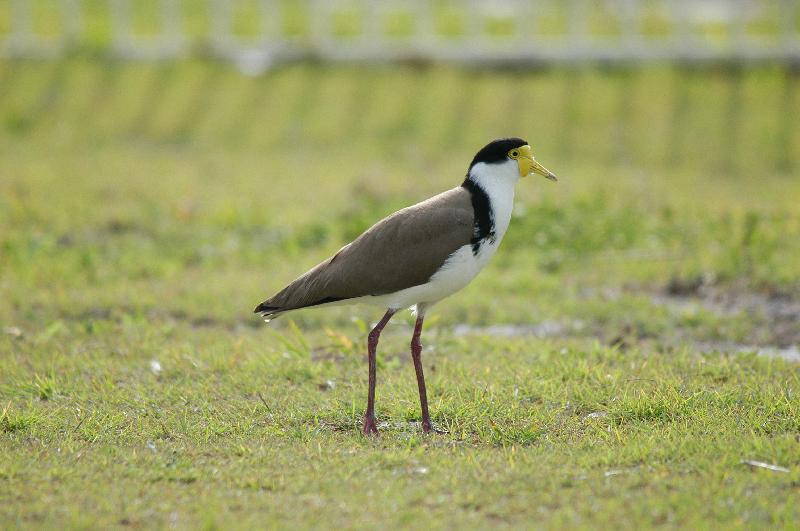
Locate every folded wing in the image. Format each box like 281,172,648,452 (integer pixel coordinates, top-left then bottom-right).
255,187,474,318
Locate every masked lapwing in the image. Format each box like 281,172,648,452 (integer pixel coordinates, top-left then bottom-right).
255,138,557,436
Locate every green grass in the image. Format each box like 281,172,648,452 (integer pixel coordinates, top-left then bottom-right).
1,57,799,528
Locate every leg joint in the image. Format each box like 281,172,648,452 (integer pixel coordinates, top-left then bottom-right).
368,328,381,344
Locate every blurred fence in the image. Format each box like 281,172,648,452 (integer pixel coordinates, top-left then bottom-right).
1,0,799,69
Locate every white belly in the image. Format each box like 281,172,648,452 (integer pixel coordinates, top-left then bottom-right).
360,237,502,311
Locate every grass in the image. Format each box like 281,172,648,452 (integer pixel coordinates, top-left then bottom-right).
1,56,799,528
2,328,800,528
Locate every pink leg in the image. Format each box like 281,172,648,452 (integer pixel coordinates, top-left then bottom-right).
411,314,436,433
362,309,395,436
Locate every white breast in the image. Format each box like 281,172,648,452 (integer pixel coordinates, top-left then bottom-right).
468,158,520,243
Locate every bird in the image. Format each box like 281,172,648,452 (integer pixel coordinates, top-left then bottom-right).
254,138,557,436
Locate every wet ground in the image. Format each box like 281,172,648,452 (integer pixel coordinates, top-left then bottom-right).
453,280,800,362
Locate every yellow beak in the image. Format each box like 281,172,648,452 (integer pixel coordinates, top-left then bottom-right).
517,145,558,181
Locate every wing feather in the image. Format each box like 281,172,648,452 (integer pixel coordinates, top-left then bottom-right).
255,187,474,316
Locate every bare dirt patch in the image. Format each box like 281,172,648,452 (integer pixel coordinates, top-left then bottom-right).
653,278,800,348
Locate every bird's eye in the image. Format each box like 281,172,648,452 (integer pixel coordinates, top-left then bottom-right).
511,151,518,158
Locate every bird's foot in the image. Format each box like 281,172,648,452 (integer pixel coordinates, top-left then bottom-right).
421,420,446,435
362,414,380,437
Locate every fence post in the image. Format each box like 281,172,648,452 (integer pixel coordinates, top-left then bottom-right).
9,0,32,53
261,0,281,45
162,0,184,54
210,0,232,54
778,0,799,56
109,0,132,55
62,0,83,44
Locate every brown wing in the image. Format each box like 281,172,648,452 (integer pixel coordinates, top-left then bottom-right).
255,187,474,317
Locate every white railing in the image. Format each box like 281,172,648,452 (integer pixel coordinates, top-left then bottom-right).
2,0,799,68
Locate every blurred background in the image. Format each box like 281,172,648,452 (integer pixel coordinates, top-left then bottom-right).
4,4,800,527
1,0,799,343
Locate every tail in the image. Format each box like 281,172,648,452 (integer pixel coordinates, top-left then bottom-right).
253,302,285,322
253,256,352,323
254,294,347,322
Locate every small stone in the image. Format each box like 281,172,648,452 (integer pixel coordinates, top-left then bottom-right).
4,327,23,339
317,380,335,391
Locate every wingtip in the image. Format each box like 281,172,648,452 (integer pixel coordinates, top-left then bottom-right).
254,302,282,322
253,302,271,314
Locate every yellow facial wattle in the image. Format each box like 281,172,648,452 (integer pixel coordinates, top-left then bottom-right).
508,145,558,181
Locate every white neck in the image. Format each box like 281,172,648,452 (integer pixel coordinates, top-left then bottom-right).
467,160,519,239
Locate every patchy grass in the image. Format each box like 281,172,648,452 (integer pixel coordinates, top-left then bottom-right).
2,325,799,528
1,57,799,528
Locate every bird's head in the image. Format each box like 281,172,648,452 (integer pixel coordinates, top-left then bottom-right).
467,138,557,183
